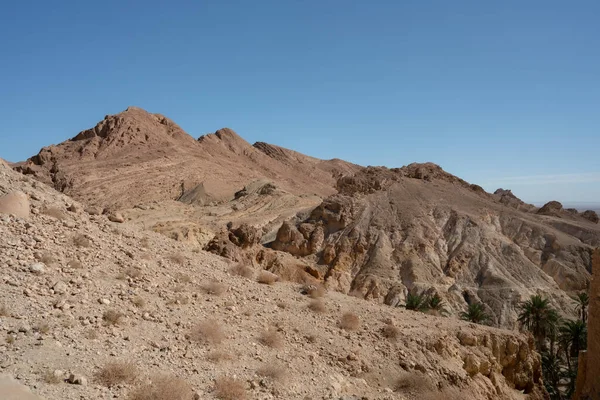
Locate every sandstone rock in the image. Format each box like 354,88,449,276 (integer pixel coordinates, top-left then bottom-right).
0,191,30,219
108,213,125,223
67,373,87,385
29,263,46,274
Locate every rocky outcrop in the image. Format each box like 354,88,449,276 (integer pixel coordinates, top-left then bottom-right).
574,248,600,400
269,166,598,327
493,188,536,212
537,201,563,216
581,210,599,224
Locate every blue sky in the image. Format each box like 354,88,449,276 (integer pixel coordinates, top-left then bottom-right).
1,1,599,204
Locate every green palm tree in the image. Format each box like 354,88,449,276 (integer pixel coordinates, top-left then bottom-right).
517,295,560,351
558,319,587,369
573,292,589,324
403,292,429,312
541,351,562,399
460,303,490,324
427,293,444,310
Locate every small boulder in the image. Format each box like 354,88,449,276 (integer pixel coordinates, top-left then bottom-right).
67,374,87,385
108,213,125,223
537,201,563,216
28,263,46,274
0,191,30,219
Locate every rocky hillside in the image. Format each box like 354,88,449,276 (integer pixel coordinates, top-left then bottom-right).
16,107,360,210
264,165,600,328
0,149,548,399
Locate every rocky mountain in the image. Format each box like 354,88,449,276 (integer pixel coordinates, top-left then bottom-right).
0,151,547,399
258,165,600,327
16,107,360,210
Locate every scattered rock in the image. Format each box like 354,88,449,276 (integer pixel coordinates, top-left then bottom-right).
28,263,46,274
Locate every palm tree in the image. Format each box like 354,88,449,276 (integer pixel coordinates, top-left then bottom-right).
428,293,444,310
460,303,490,324
404,292,429,312
573,292,589,324
558,319,587,369
541,351,562,399
517,295,560,351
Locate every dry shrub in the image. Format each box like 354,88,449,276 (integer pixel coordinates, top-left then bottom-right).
128,374,192,400
176,273,192,284
95,361,138,387
348,289,364,299
382,323,399,340
207,349,233,363
394,372,434,393
340,312,360,331
304,284,326,298
257,363,287,383
43,369,63,384
305,333,317,344
139,237,150,248
34,321,51,334
5,334,15,344
125,267,142,279
308,299,326,313
259,328,283,349
168,253,186,265
257,270,278,285
189,320,225,345
42,206,66,220
229,263,254,279
67,259,82,269
276,301,286,309
85,329,99,340
132,296,146,308
214,376,246,400
39,252,56,265
103,310,124,326
72,233,91,248
202,281,227,296
0,304,8,317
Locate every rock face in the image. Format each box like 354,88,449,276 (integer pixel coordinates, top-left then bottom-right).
581,210,599,224
269,166,600,327
537,200,563,216
574,248,600,400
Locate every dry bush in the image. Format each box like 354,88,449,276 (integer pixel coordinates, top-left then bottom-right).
259,328,283,349
304,284,326,298
276,301,287,309
257,363,287,383
39,252,56,265
139,237,150,248
214,376,246,400
34,322,51,334
103,310,124,326
129,374,192,400
132,296,146,308
305,333,317,344
308,299,326,313
85,329,99,340
339,312,361,331
229,263,254,279
348,289,364,299
206,349,233,363
43,370,63,384
67,259,83,269
382,323,399,340
72,233,91,248
202,281,227,296
257,270,278,285
42,206,66,220
189,319,224,345
394,372,434,393
125,267,142,279
95,361,138,387
5,334,15,344
0,304,8,317
168,253,186,265
176,273,192,284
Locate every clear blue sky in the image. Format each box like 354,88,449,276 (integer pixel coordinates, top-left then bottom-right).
1,1,599,204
